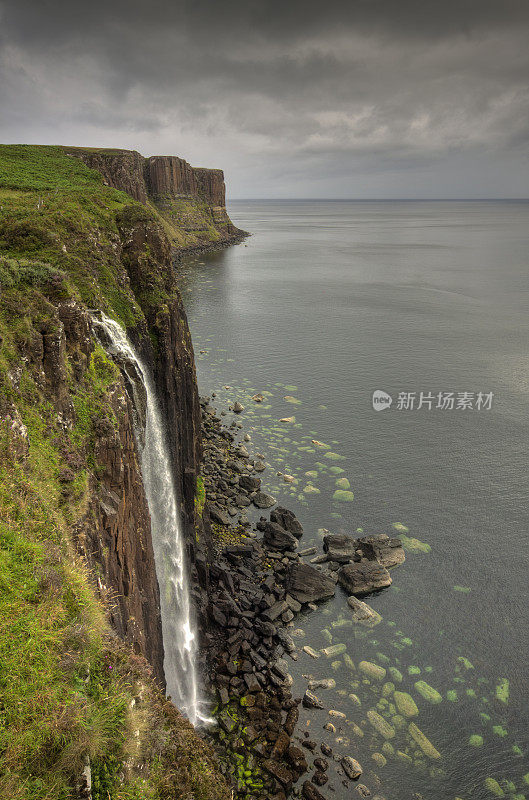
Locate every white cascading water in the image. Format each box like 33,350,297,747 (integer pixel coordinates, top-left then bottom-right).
92,313,200,724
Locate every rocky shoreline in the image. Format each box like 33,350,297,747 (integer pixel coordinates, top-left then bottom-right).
196,394,406,800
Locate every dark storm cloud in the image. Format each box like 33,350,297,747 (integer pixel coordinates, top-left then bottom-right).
0,0,528,196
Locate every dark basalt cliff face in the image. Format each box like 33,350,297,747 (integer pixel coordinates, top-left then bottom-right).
69,147,241,243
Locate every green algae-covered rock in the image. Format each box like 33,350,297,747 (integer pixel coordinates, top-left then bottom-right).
469,734,484,747
414,680,443,704
394,691,419,718
382,681,395,697
484,777,505,797
381,741,395,757
495,678,509,703
343,653,355,671
372,752,387,767
388,667,403,683
367,709,395,739
333,489,354,502
408,723,441,759
322,643,347,657
335,477,351,490
359,661,386,681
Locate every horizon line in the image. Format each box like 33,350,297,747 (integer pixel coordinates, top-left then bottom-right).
228,197,529,202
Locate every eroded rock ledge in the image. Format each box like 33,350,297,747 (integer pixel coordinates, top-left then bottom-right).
66,146,244,245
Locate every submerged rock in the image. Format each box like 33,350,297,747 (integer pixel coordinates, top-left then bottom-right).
359,661,386,681
394,691,419,718
408,722,441,759
347,596,382,626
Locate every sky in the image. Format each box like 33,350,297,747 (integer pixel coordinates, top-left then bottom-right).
0,0,528,198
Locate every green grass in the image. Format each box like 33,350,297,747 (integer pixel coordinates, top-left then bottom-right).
0,144,231,800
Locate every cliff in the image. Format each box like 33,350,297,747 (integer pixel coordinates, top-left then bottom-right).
66,146,243,248
0,145,228,800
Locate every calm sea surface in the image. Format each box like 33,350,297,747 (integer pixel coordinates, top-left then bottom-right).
179,200,529,800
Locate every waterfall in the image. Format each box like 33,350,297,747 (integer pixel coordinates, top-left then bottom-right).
92,313,200,724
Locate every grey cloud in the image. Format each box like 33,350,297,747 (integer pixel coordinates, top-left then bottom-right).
0,0,528,197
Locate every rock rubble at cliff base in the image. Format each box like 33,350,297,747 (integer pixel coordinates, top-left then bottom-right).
196,394,406,800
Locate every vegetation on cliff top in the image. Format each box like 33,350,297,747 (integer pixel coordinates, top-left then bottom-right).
0,145,229,800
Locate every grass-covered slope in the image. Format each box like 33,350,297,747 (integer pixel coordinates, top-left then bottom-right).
0,145,229,800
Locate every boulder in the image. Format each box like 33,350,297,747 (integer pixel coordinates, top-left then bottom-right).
253,491,276,509
302,690,324,709
232,401,244,413
355,534,405,568
239,474,261,492
323,533,357,563
270,507,304,538
263,522,298,552
302,781,326,800
341,755,363,780
286,563,336,604
338,562,392,596
209,505,230,526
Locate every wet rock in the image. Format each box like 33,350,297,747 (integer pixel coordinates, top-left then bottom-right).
253,460,266,472
264,522,298,552
312,771,328,786
253,491,277,509
270,730,291,759
342,756,363,780
355,534,405,567
347,596,382,626
286,563,336,604
314,757,329,772
303,646,321,659
356,784,371,797
338,562,392,596
302,780,326,800
303,690,324,709
270,507,304,538
308,678,336,690
323,533,357,563
239,474,261,492
287,745,308,774
218,709,237,733
263,760,293,789
232,401,244,413
358,661,386,681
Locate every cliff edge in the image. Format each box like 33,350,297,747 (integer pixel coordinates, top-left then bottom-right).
65,146,244,248
0,144,229,800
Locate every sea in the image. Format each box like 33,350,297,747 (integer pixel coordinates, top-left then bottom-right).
178,199,529,800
